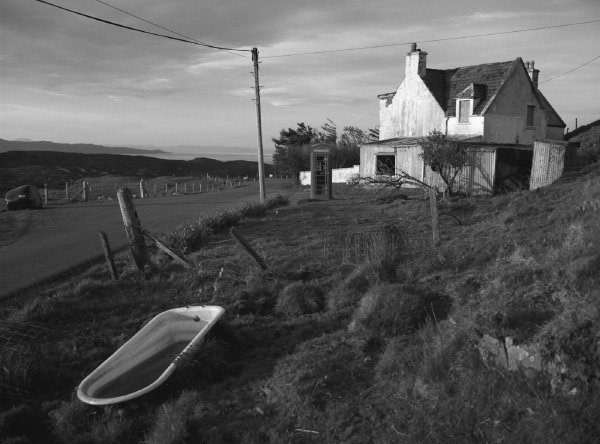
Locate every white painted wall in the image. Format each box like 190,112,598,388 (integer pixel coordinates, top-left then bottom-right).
300,165,360,186
447,115,485,138
381,75,446,139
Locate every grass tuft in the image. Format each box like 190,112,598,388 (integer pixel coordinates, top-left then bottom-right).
275,282,325,317
353,284,452,337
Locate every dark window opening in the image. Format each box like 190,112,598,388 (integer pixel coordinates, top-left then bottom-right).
494,147,533,193
526,105,536,127
376,155,395,175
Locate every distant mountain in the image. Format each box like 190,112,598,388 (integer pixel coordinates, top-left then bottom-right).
0,139,167,156
0,150,274,193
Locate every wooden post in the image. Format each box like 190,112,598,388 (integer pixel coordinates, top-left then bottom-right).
44,184,48,206
430,187,440,248
98,231,119,280
165,183,168,196
184,182,187,194
139,179,145,199
175,182,178,193
143,230,192,269
200,183,202,193
117,187,149,270
65,182,69,201
230,227,268,270
82,180,88,202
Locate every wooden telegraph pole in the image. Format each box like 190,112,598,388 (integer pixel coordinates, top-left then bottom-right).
252,47,267,203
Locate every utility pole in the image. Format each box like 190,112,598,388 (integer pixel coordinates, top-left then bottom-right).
252,47,267,203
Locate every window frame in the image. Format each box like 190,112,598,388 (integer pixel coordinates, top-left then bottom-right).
458,99,471,124
526,105,536,127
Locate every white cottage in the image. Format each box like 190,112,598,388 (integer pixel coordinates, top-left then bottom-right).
361,44,566,194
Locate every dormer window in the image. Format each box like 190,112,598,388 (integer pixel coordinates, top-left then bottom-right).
458,99,470,123
526,105,536,127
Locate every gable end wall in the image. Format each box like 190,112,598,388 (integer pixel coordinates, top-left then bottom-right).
379,75,446,139
483,66,549,144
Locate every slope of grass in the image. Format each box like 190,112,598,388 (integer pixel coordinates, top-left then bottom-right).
1,167,600,443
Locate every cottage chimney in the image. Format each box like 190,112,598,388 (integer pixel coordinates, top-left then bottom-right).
527,60,539,88
406,43,427,78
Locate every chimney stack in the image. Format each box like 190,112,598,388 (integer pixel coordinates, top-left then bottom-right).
406,43,427,78
526,60,539,88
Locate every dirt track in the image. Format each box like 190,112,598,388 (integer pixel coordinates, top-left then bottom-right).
0,180,301,299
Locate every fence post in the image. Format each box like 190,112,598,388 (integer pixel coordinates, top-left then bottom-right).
82,180,88,202
184,182,187,194
43,183,48,206
430,187,440,249
65,182,69,201
98,231,119,280
165,183,168,196
230,227,268,270
139,179,145,199
117,187,149,270
175,182,178,194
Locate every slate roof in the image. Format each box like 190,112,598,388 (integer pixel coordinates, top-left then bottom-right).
422,60,515,116
533,89,566,127
416,58,565,127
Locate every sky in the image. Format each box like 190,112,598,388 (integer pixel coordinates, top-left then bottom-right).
1,0,599,160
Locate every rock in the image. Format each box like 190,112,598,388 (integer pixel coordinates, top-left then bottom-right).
504,337,542,374
478,334,507,368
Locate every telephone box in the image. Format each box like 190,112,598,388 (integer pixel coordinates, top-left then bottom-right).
310,145,332,200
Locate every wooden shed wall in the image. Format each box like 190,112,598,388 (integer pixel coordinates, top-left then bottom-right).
417,147,495,195
360,144,497,195
530,140,566,190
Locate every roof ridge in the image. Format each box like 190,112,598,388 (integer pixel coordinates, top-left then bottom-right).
425,59,516,73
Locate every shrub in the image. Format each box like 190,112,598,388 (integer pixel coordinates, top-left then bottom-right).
160,195,288,254
353,284,452,337
275,282,325,317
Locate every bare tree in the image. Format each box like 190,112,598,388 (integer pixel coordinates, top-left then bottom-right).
420,130,468,196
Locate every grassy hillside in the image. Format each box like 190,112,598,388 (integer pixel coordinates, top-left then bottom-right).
0,151,274,193
1,164,600,443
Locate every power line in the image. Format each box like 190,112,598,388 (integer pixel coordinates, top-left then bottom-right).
91,0,249,58
262,19,600,59
32,0,251,54
539,54,600,84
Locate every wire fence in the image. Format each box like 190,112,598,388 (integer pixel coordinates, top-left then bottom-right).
40,175,261,206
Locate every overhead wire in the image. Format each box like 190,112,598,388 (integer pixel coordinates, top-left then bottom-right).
91,0,249,58
539,54,600,84
262,19,600,59
28,0,600,85
32,0,251,54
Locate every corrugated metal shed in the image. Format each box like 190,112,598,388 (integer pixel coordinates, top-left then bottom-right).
530,140,567,190
360,136,497,195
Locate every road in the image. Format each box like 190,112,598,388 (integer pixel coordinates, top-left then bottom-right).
0,180,300,299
